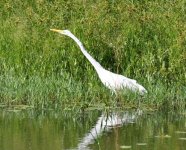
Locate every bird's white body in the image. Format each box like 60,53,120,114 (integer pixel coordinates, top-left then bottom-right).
97,68,147,94
51,29,147,95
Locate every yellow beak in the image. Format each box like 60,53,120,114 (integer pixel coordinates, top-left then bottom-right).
50,29,62,33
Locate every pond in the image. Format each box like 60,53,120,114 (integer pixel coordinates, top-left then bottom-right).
0,109,186,150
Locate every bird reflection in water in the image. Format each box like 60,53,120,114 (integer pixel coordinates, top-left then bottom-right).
75,111,141,150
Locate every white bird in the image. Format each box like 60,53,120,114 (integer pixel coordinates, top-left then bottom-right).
50,29,147,95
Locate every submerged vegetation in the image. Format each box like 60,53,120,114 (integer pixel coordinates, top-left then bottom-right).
0,0,185,110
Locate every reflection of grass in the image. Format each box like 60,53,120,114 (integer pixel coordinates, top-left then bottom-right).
0,1,185,110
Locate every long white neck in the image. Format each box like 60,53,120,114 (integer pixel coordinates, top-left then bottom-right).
67,32,103,71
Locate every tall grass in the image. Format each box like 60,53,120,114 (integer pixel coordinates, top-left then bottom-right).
0,0,185,110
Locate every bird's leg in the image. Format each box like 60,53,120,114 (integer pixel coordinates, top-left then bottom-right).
111,91,119,107
137,95,144,111
115,92,123,107
138,97,141,109
135,96,142,115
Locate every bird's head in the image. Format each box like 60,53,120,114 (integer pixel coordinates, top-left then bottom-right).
50,29,72,36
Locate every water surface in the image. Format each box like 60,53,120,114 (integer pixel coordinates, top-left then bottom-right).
0,109,185,150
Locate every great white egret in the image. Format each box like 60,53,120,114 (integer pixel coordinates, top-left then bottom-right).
50,29,147,95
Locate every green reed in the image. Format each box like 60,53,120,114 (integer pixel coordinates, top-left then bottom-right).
0,0,185,110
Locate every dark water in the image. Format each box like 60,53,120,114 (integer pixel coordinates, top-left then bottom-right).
0,109,186,150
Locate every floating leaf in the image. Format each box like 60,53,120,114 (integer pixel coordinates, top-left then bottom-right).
155,135,171,138
120,145,132,149
137,143,147,146
179,138,186,140
175,131,186,134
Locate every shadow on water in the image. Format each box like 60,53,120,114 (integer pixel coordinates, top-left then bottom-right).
0,109,186,150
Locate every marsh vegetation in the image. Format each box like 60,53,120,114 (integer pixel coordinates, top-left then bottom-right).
0,0,185,110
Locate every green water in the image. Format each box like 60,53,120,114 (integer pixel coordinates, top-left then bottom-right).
0,110,185,150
